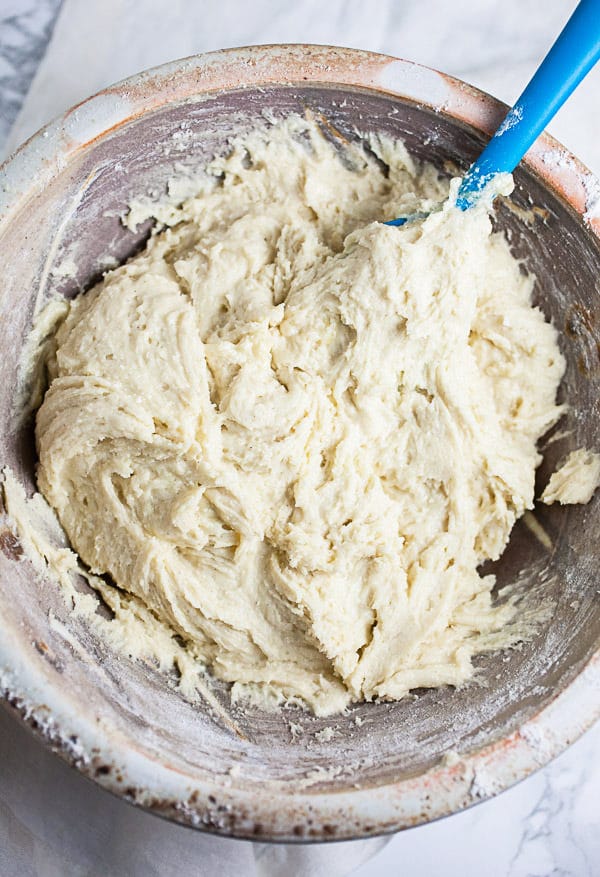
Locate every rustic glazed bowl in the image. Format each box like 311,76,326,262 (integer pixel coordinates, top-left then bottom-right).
1,46,599,842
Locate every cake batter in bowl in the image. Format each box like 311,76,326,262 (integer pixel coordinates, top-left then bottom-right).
1,45,599,840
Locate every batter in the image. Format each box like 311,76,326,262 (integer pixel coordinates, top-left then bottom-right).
541,449,600,505
35,117,567,715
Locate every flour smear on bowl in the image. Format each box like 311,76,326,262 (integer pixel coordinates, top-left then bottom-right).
4,116,600,717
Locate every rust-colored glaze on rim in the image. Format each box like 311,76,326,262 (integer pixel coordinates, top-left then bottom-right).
2,45,599,238
1,45,600,842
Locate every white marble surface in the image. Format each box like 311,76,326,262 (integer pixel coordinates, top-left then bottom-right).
0,0,61,148
0,1,599,875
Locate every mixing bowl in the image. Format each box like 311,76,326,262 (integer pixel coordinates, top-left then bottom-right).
1,45,599,842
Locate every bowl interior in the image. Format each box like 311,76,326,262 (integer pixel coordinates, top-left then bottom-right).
1,81,599,840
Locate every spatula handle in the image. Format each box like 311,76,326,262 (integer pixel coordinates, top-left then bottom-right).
456,0,600,209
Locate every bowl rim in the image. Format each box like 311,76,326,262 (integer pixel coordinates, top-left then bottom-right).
1,43,599,843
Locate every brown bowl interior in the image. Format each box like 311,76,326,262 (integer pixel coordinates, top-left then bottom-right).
1,82,599,840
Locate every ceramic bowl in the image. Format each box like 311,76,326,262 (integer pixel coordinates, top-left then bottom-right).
1,45,599,841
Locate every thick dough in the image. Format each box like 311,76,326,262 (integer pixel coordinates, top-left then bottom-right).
36,118,565,715
541,449,600,505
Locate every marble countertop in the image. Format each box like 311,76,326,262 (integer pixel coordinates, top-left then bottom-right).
1,1,599,875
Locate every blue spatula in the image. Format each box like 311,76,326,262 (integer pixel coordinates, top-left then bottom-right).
386,0,600,227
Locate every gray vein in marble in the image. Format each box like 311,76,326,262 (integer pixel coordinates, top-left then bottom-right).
0,0,63,153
